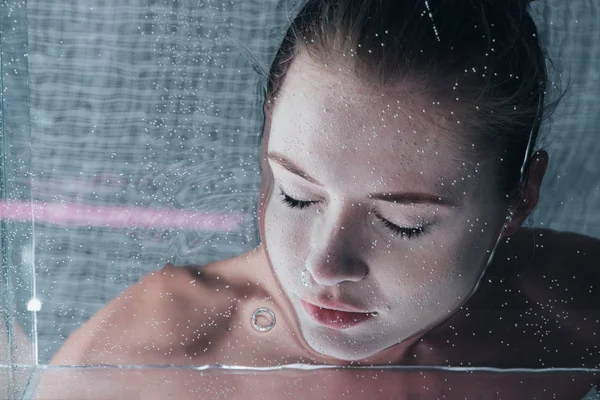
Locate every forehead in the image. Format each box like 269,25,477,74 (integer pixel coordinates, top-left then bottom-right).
273,52,465,140
268,52,480,196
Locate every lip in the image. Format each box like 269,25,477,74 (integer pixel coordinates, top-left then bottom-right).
309,297,370,313
300,299,375,329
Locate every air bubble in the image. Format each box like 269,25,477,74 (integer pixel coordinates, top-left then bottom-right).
251,307,276,332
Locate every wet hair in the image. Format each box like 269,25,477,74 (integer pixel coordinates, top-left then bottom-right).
265,0,558,198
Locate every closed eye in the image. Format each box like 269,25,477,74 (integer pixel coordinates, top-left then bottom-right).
372,211,425,239
278,189,426,239
279,189,317,209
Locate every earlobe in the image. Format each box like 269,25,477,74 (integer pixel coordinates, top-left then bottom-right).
501,150,549,237
520,150,548,214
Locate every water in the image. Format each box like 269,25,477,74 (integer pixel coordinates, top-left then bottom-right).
1,0,600,399
18,365,600,399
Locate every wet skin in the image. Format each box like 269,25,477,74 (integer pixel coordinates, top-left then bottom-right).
35,228,600,399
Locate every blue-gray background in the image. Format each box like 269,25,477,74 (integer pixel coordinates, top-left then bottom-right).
2,0,599,364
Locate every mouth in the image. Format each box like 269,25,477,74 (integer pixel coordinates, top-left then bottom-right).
299,299,376,330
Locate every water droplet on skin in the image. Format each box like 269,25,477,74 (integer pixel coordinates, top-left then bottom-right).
301,269,312,288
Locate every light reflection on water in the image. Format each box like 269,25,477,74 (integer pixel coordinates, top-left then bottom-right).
28,363,600,372
21,364,600,400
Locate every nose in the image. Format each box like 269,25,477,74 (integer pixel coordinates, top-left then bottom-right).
304,206,369,286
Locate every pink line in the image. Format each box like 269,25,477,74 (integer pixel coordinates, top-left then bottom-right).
0,201,245,230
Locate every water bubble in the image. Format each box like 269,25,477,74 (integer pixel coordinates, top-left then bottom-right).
301,269,312,288
251,307,276,333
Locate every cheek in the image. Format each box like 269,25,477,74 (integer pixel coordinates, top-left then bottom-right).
263,198,309,277
374,213,500,306
265,198,298,244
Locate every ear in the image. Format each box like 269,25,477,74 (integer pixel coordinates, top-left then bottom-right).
501,150,549,236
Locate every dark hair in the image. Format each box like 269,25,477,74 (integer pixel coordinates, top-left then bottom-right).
265,0,558,198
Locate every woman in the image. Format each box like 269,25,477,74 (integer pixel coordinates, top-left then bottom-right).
37,0,599,398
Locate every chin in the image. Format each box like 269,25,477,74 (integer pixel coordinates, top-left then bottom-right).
299,322,385,361
308,338,383,362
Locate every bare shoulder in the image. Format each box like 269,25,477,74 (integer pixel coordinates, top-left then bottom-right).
49,262,234,366
503,228,599,366
422,228,600,372
507,227,600,297
36,253,277,398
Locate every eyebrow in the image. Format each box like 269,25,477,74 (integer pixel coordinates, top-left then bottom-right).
267,152,457,207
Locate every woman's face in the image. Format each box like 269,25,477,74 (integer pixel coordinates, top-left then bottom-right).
260,51,508,361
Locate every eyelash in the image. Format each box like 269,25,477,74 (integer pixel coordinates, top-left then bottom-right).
278,189,426,239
